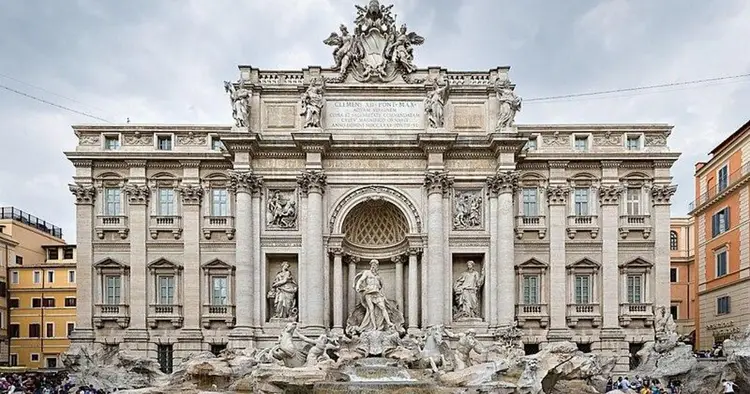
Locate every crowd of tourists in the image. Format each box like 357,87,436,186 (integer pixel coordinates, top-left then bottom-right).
605,375,682,393
0,371,110,394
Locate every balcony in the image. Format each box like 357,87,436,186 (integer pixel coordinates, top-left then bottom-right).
94,304,130,328
619,303,654,327
567,215,599,239
148,304,183,328
202,216,235,240
95,215,129,239
566,303,602,328
515,303,549,328
149,215,182,239
514,215,547,239
689,161,750,212
201,304,236,328
618,215,652,239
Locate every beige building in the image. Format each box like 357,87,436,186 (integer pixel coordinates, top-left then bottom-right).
65,2,679,374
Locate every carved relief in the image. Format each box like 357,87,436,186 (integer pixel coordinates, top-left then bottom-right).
123,132,153,145
651,184,677,204
486,171,519,195
593,131,621,146
297,170,327,194
177,184,204,205
69,183,96,205
176,132,207,146
644,133,668,146
78,134,100,145
453,190,483,230
123,184,150,205
228,170,263,194
423,170,453,195
267,190,298,230
598,184,623,205
546,185,570,205
542,131,567,146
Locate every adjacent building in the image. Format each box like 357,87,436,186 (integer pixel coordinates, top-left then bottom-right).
0,207,69,368
690,119,750,350
670,216,695,338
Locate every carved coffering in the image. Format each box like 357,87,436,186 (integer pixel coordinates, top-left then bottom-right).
342,200,408,249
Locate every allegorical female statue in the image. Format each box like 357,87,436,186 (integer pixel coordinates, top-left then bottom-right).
267,261,298,320
495,79,522,130
346,259,404,335
453,260,485,320
424,79,450,128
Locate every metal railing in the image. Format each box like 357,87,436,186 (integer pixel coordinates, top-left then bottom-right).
689,161,750,211
0,207,63,238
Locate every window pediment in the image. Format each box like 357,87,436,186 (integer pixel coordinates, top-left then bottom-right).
94,258,129,272
620,172,652,187
202,258,234,271
567,258,600,271
619,257,652,270
149,172,180,187
516,258,548,270
203,173,231,188
519,173,547,187
568,173,598,187
148,257,182,271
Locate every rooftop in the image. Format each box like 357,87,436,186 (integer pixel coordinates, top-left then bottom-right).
0,207,63,239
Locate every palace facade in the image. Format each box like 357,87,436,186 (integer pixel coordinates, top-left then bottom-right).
65,1,680,374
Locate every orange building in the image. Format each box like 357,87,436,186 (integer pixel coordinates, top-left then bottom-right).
670,216,695,339
690,119,750,350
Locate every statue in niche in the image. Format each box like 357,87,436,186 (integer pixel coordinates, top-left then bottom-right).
495,79,522,130
347,259,405,335
223,79,251,128
453,191,482,230
424,79,450,128
453,260,485,320
267,261,298,320
300,77,325,128
267,190,297,229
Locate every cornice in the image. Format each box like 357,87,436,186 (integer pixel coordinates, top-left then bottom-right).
72,124,231,133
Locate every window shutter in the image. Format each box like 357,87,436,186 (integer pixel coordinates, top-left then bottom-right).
726,207,731,230
712,214,718,237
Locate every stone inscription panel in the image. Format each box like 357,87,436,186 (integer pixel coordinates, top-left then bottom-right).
326,100,424,130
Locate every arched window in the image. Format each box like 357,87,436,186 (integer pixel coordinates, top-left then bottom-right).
670,231,678,250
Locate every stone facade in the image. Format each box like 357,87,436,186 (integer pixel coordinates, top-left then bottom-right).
64,2,679,374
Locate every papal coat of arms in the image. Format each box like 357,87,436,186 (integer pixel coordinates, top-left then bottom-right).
324,0,424,82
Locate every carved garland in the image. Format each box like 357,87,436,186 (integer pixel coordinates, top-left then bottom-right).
328,185,422,233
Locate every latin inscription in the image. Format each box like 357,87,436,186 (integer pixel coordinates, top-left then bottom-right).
326,100,424,130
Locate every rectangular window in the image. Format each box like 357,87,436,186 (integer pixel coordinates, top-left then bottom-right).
157,135,173,150
670,267,678,283
69,270,76,283
574,275,591,304
158,188,176,216
211,276,228,305
67,322,75,337
104,135,120,150
627,275,642,303
9,298,19,308
65,297,77,307
33,271,41,284
63,247,74,260
47,248,59,260
10,271,19,284
157,344,174,374
670,305,678,321
717,165,729,192
29,323,41,338
717,296,731,315
525,138,537,151
574,135,588,151
211,188,229,216
15,255,23,265
711,207,731,237
522,275,539,304
47,271,55,284
43,297,55,308
522,188,538,216
30,353,39,362
716,250,728,277
626,135,640,150
105,275,121,305
104,187,122,216
46,322,54,338
158,275,175,305
9,324,19,338
32,298,41,308
574,188,589,216
626,188,641,215
211,138,223,151
46,357,58,369
10,354,18,366
0,281,5,297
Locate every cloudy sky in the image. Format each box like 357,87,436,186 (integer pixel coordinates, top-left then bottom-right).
1,0,749,243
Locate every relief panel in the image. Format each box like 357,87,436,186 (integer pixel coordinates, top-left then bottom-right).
266,189,298,230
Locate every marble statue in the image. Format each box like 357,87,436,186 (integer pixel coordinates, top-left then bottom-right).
418,324,454,372
300,78,325,128
653,305,679,353
355,0,394,32
295,329,341,367
443,328,485,370
348,259,403,334
453,191,482,229
385,24,424,73
495,79,521,130
453,260,485,320
267,261,298,320
255,322,306,367
267,190,297,229
223,80,251,128
323,24,360,74
425,79,450,128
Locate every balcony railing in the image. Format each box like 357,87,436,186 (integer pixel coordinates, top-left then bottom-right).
568,215,597,226
566,303,602,328
94,304,130,328
0,207,63,238
619,302,654,327
515,303,549,328
514,215,547,239
202,304,236,328
149,215,182,239
148,304,183,328
202,216,235,240
689,161,750,212
95,215,129,239
618,215,652,238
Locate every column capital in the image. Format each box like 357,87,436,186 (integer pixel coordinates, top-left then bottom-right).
297,169,327,195
423,170,453,195
545,185,570,205
407,247,423,256
329,247,344,256
651,184,677,205
123,183,150,205
177,184,204,205
229,170,263,195
486,170,519,195
69,183,96,205
345,254,361,265
598,184,623,206
391,255,404,264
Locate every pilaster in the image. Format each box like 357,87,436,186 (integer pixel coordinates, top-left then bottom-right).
546,183,570,335
69,183,97,342
123,181,149,334
651,184,677,309
177,182,204,344
487,170,518,327
599,183,623,328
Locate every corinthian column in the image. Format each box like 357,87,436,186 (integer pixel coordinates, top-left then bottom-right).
599,184,623,328
69,183,96,342
298,169,327,330
546,184,570,332
423,170,453,326
123,183,150,333
487,170,518,327
177,184,204,331
228,170,262,347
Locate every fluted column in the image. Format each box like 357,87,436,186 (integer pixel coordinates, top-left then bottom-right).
407,248,420,330
177,184,203,330
123,183,150,332
331,248,344,331
69,183,97,340
546,185,570,331
652,184,677,309
487,171,518,326
423,170,453,326
599,184,623,328
228,170,262,345
392,255,404,312
298,170,327,330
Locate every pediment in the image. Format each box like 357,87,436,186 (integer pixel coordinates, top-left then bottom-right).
619,257,652,269
148,257,181,270
516,258,548,269
94,257,128,270
567,258,600,269
202,258,234,270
